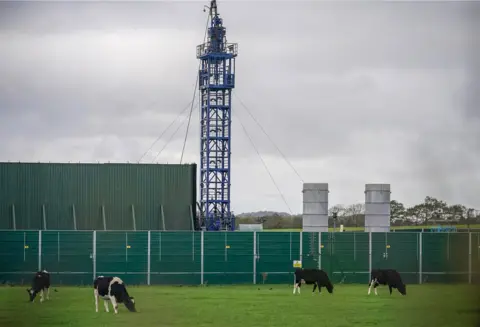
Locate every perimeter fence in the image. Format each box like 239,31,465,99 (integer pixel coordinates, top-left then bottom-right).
0,231,478,285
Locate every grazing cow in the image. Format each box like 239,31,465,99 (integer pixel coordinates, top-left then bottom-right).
368,269,406,296
94,276,136,314
293,268,334,294
26,270,51,303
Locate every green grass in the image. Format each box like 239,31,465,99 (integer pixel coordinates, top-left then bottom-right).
0,284,478,327
264,224,480,232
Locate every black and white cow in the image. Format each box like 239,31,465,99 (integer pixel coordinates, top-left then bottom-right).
368,269,406,296
94,276,136,314
293,268,334,294
26,270,51,303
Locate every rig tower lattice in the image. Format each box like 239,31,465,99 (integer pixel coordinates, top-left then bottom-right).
197,0,238,231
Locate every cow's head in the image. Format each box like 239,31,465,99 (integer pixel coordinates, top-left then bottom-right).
124,296,136,312
326,281,334,294
398,283,406,295
26,288,38,302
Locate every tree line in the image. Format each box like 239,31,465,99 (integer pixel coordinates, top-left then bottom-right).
235,196,480,229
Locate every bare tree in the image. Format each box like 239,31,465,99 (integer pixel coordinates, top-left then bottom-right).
329,205,346,229
347,203,365,228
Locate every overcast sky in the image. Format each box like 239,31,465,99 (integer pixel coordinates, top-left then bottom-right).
0,1,479,214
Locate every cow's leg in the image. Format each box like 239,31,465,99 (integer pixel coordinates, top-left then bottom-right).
109,296,119,314
312,282,317,294
388,285,393,295
368,279,374,295
40,289,44,303
293,282,297,294
374,282,379,295
104,300,110,313
94,289,99,312
46,287,50,300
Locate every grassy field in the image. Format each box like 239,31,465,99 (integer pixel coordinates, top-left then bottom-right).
0,284,478,327
263,224,480,232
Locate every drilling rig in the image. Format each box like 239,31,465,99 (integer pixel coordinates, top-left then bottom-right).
196,0,238,231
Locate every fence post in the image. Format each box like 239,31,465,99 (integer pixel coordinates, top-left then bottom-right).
200,231,204,285
23,232,26,262
93,231,97,279
419,232,423,284
299,231,303,263
289,232,292,260
125,233,128,263
318,232,322,270
468,232,472,284
147,231,151,286
192,232,195,262
368,232,372,282
353,231,356,261
57,232,60,263
38,230,42,271
253,231,257,285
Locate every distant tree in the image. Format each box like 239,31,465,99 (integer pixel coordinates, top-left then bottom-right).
405,204,425,225
467,208,476,228
236,195,478,229
390,200,406,224
254,216,268,224
446,204,467,222
329,205,345,216
346,203,364,228
422,196,448,223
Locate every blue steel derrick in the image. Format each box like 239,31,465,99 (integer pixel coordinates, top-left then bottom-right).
196,0,238,231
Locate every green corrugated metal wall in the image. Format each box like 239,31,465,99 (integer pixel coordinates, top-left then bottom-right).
0,162,197,231
0,231,477,286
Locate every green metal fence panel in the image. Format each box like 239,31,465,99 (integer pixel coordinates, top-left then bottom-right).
95,231,149,285
371,232,419,284
0,162,197,231
321,232,369,284
473,233,480,283
446,233,470,283
422,232,449,282
41,231,93,285
0,231,477,286
0,231,39,284
256,232,300,284
301,232,319,270
150,231,201,285
125,231,149,284
422,232,470,283
204,231,253,284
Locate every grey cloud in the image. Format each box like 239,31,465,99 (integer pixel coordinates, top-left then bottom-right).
0,1,478,212
0,2,204,33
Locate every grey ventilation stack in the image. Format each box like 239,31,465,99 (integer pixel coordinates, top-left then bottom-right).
302,183,329,232
364,184,391,232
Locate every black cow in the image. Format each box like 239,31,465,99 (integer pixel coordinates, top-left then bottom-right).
26,270,51,303
368,269,406,296
94,276,136,314
293,268,334,294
